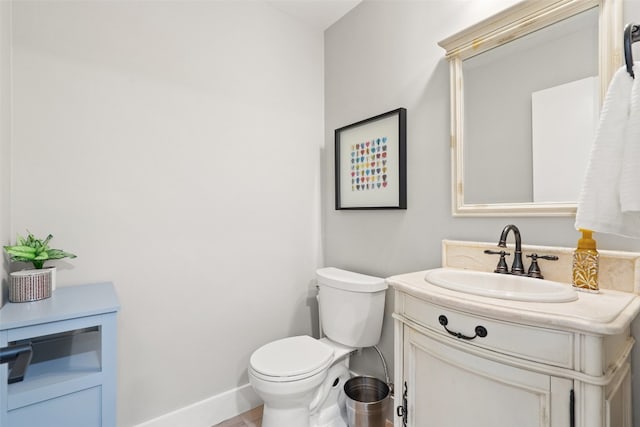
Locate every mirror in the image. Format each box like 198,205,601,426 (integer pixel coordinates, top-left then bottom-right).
438,0,622,216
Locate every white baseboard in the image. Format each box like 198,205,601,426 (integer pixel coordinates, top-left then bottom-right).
135,383,261,427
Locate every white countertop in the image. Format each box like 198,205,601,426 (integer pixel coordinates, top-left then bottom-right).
388,269,640,335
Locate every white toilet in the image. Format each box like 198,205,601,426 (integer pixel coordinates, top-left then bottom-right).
248,267,387,427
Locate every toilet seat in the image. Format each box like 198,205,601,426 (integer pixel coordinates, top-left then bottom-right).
249,336,334,382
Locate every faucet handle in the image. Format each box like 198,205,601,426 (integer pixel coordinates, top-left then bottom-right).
484,249,510,274
526,253,559,279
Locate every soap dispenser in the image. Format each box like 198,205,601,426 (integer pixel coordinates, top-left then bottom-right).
572,229,599,292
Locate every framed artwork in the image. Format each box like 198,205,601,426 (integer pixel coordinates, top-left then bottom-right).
335,108,407,210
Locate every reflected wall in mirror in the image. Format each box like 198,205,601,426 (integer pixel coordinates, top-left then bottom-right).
439,0,622,216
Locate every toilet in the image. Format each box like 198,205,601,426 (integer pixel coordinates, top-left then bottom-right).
248,267,387,427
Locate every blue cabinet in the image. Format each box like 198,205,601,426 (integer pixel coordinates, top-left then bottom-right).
0,283,120,426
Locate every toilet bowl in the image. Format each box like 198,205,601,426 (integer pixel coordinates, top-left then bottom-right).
248,268,387,427
249,336,353,427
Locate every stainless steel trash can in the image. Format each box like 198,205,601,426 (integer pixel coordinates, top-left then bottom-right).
344,376,390,427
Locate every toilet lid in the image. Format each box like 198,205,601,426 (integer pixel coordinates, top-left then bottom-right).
250,336,334,380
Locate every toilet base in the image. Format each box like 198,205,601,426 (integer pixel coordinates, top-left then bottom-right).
311,402,347,427
263,406,312,427
310,363,349,427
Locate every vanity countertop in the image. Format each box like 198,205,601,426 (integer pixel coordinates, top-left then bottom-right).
388,270,640,336
0,282,119,331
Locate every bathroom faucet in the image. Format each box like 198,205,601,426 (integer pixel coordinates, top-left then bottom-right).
497,224,525,275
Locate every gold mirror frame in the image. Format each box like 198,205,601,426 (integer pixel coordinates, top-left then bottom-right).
439,0,622,217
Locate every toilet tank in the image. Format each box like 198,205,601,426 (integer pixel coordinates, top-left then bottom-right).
316,267,387,348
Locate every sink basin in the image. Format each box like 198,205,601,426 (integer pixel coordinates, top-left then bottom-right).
424,268,578,303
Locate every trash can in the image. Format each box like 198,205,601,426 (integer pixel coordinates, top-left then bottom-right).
344,376,390,427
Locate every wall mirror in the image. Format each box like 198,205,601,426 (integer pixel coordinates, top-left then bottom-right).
439,0,622,217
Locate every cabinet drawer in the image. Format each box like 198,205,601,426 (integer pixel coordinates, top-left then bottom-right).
8,386,101,427
401,294,574,369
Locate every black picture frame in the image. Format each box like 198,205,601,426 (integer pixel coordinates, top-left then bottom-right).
335,108,407,210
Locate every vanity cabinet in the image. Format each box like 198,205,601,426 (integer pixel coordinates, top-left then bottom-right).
402,325,573,427
0,282,120,427
389,271,638,427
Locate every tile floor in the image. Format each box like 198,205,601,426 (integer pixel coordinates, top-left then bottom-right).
213,406,393,427
213,406,262,427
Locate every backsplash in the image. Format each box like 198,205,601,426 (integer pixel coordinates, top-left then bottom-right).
442,240,640,293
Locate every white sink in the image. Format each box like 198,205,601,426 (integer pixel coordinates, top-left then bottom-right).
424,268,578,303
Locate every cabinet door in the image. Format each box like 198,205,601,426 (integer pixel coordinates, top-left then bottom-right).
403,326,572,427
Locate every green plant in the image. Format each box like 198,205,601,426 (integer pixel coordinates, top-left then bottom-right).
4,231,77,269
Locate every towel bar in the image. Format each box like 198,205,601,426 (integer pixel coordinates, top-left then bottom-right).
624,23,640,78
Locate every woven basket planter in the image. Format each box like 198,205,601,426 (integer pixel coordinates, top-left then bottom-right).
9,267,56,303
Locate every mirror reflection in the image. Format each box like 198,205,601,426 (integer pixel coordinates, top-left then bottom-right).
463,7,599,205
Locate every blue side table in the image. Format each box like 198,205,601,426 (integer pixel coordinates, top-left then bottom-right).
0,283,120,427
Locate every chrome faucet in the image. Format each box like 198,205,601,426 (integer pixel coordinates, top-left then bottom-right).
497,224,525,275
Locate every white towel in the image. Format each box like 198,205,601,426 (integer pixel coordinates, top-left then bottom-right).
575,65,640,238
620,64,640,212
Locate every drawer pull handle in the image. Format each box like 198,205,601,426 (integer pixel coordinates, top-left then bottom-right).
438,315,488,340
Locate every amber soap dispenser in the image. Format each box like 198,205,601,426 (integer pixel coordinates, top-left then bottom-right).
572,229,599,292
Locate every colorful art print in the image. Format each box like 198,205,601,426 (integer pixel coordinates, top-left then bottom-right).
335,108,407,209
350,137,389,192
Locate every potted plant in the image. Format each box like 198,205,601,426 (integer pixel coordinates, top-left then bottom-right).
4,232,77,302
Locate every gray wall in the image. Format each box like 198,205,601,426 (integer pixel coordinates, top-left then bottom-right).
8,2,324,425
0,0,11,306
324,0,640,419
